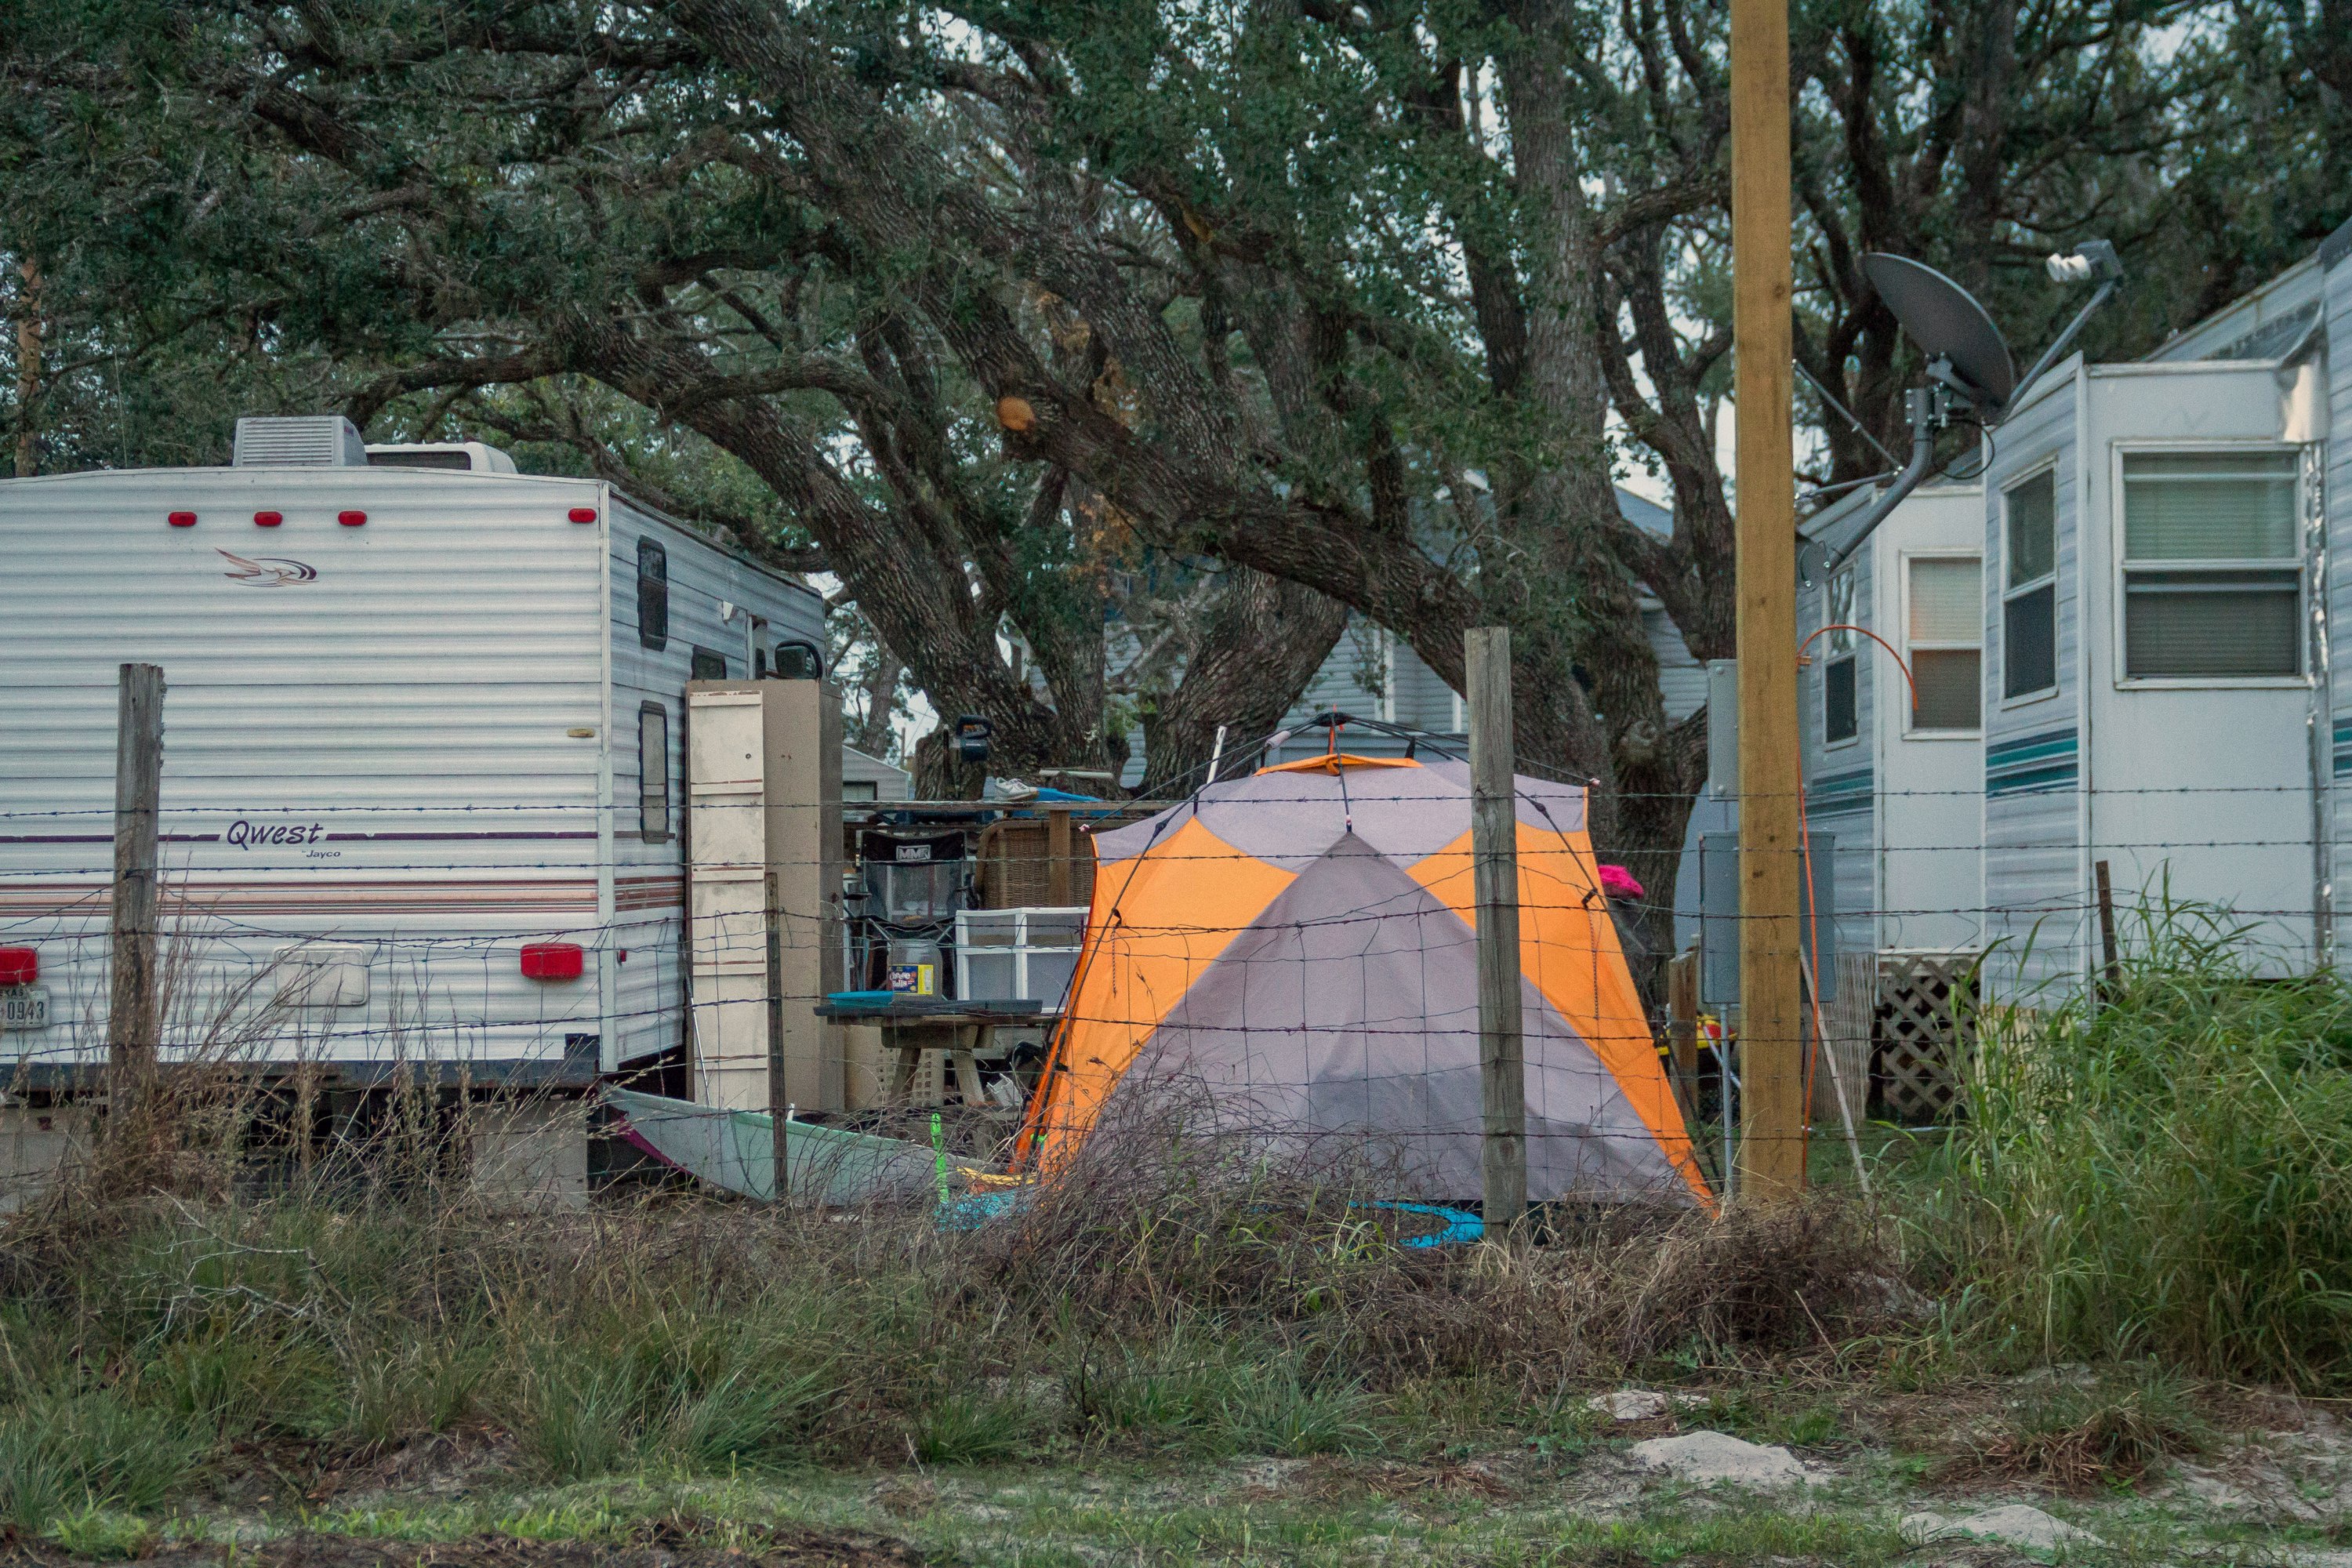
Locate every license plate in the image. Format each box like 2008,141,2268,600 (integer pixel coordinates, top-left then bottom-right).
1,986,49,1031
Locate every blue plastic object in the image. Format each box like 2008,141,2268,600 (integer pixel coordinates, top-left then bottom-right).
1363,1200,1484,1249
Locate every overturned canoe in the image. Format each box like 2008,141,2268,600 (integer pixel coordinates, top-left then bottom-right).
601,1087,971,1204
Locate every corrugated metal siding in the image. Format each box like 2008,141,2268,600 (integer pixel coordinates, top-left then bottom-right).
1981,372,2087,996
0,467,611,1070
607,501,824,1065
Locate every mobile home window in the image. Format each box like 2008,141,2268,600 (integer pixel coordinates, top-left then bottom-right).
637,539,669,652
690,647,729,681
2122,451,2301,679
638,702,670,842
1906,556,1982,732
1823,568,1859,745
2002,470,2057,699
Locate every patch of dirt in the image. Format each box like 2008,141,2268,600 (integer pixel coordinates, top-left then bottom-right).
306,1430,521,1503
1288,1457,1516,1503
0,1524,930,1568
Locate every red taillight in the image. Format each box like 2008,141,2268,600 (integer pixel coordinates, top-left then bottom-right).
520,942,585,981
167,511,197,528
568,506,597,524
338,510,366,527
254,510,283,528
0,947,36,986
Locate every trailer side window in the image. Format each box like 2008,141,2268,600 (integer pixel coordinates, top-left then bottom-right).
1906,556,1982,732
1823,568,1859,745
638,702,670,842
2122,451,2301,679
691,647,729,681
637,540,669,652
2002,470,2057,699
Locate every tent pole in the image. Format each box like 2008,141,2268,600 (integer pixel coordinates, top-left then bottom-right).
1468,627,1527,1229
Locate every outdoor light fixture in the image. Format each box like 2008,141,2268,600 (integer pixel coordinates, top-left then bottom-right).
2045,240,2123,285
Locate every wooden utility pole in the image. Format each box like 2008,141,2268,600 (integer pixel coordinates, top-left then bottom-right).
1467,628,1526,1228
108,663,165,1094
1730,0,1806,1201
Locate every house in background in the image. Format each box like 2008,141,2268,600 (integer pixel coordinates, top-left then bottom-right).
1120,487,1708,783
841,746,911,803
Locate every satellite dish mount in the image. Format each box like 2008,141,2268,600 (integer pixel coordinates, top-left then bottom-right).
1812,241,2122,579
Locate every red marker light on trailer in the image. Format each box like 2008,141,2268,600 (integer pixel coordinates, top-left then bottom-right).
568,506,597,524
254,510,283,528
0,947,36,987
338,510,366,527
520,942,585,981
167,511,197,528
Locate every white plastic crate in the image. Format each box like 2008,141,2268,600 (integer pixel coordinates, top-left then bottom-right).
953,906,1088,1010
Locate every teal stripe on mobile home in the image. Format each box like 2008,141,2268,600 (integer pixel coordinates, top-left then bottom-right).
1805,766,1874,818
1986,727,2078,797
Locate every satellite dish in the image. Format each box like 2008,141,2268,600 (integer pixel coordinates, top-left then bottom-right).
1863,253,2016,412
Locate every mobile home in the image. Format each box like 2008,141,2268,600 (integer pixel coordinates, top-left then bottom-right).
1975,227,2343,992
1788,214,2352,1002
1797,483,1988,963
0,416,826,1089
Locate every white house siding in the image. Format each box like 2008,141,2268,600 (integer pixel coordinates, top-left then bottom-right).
1980,365,2088,999
0,467,611,1076
1798,502,1878,956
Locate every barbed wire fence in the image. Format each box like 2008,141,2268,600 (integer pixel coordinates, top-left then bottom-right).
0,759,2327,1221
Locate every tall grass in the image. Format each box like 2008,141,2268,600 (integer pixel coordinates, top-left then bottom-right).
1928,902,2352,1390
0,1102,1904,1524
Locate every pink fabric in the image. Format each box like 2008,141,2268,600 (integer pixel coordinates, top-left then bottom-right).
1597,862,1645,901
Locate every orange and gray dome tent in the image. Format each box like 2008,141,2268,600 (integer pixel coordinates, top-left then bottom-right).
1012,754,1712,1204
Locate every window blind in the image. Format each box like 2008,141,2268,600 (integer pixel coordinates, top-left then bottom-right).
1911,648,1981,731
1909,557,1980,642
2123,452,2298,561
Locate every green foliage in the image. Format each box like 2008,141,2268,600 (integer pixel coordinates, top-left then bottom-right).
1924,902,2352,1390
0,1384,207,1529
1976,1364,2214,1490
909,1390,1038,1465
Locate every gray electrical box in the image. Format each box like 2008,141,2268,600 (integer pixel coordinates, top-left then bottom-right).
1705,659,1739,799
1696,832,1838,1007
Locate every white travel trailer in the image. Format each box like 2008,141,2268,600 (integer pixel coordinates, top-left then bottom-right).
1797,481,1989,962
0,416,826,1089
1976,224,2346,993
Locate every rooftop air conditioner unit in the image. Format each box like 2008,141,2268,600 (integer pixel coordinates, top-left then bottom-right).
231,415,370,468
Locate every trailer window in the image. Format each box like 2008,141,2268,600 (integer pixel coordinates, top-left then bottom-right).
637,540,669,652
2122,451,2301,679
638,702,670,842
691,647,729,681
2002,470,2057,699
1906,556,1982,732
1822,568,1858,746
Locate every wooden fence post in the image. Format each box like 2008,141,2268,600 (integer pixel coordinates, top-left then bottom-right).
108,662,164,1101
1468,627,1526,1229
